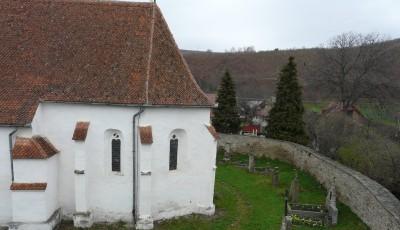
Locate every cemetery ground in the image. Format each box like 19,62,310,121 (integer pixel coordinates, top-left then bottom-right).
59,154,367,230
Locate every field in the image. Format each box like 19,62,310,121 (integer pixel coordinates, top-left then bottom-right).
358,103,399,126
59,155,368,230
304,101,399,127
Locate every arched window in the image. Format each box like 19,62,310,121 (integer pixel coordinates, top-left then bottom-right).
169,134,178,170
111,133,121,172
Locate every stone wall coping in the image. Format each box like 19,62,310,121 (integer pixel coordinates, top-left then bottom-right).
219,134,400,227
292,143,400,221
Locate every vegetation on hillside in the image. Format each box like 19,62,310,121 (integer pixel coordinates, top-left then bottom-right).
212,70,241,134
308,32,399,111
304,103,400,198
301,29,400,196
358,102,400,127
267,57,308,145
182,39,400,100
337,125,400,197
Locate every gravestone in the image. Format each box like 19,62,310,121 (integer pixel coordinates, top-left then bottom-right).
248,154,255,173
280,216,292,230
272,167,280,187
223,142,232,162
325,178,338,226
289,171,300,203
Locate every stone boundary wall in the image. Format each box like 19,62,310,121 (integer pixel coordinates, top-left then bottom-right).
219,134,400,230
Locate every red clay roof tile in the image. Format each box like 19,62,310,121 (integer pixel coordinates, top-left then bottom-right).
13,136,59,159
0,0,210,126
10,183,47,191
72,122,90,141
206,125,219,140
139,126,153,144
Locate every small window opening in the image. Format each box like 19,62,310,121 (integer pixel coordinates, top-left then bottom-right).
169,135,178,170
111,133,121,172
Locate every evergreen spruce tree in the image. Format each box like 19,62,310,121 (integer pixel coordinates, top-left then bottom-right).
212,70,241,134
266,57,309,145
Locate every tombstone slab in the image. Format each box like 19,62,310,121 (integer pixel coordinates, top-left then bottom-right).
289,171,300,203
248,154,255,173
272,167,280,187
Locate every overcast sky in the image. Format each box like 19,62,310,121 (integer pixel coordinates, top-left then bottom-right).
135,0,400,52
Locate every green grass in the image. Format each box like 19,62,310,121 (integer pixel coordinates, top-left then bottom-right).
59,155,368,230
358,103,399,126
304,102,328,113
304,101,399,127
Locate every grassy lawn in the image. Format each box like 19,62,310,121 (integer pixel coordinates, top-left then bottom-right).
59,155,368,230
156,155,367,230
358,103,399,126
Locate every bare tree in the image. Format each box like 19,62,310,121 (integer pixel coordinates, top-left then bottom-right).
304,110,320,150
239,100,259,122
310,32,399,110
315,113,356,159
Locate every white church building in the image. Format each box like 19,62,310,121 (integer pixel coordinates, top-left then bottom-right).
0,1,218,229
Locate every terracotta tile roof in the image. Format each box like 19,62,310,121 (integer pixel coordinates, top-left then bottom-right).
0,0,210,126
13,136,59,159
139,126,153,144
242,124,261,133
206,93,217,106
10,183,47,191
206,125,220,140
72,122,90,141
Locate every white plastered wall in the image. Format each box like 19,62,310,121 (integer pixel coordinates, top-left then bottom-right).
0,105,45,225
1,102,217,225
12,156,59,222
0,127,14,224
137,108,217,220
37,103,139,222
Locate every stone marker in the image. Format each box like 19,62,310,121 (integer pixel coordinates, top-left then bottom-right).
223,150,231,162
284,189,289,216
248,154,255,173
272,167,280,187
326,177,338,226
280,216,292,230
288,171,300,203
223,143,232,162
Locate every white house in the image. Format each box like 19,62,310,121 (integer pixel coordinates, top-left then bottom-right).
0,1,218,229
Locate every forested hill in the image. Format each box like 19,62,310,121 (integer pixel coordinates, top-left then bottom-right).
182,38,400,101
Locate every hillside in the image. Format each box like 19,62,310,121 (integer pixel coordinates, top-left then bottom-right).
182,39,400,101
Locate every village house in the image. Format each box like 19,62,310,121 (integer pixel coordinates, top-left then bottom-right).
0,1,218,229
239,97,274,135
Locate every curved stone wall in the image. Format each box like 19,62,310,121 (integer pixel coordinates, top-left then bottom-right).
219,134,400,230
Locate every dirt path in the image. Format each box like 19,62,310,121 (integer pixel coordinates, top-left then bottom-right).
218,181,252,230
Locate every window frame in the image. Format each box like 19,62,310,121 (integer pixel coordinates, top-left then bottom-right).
106,131,123,176
111,135,121,172
169,134,178,171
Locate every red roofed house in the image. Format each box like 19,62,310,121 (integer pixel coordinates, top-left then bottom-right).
322,102,368,124
0,1,217,229
241,124,262,136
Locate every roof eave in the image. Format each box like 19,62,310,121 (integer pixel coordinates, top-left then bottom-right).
40,100,213,108
0,123,31,128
